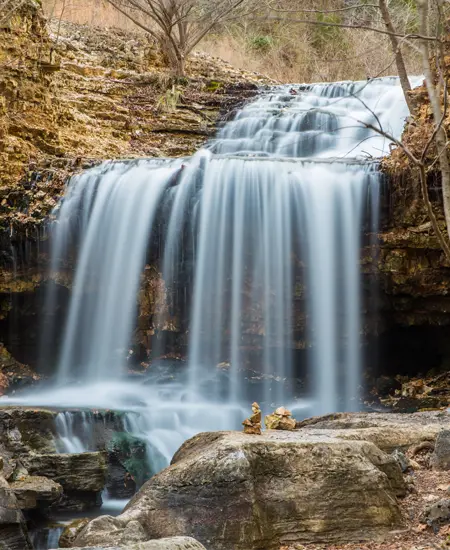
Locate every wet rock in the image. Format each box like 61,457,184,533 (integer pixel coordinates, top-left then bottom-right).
59,518,90,548
431,429,450,470
106,462,136,499
24,452,107,492
374,375,402,397
0,407,57,456
0,474,32,549
420,498,450,526
75,430,405,549
50,490,103,513
392,396,443,412
107,432,149,496
24,451,106,512
9,475,62,509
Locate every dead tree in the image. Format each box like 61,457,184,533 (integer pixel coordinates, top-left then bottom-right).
103,0,248,75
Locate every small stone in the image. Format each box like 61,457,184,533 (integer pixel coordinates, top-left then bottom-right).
274,407,292,417
431,430,450,470
420,498,450,526
265,407,296,431
242,403,262,435
391,449,410,473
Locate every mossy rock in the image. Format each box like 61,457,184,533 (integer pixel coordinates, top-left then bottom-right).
107,432,150,487
205,80,223,93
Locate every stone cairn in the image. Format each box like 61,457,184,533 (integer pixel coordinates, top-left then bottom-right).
243,404,298,434
264,407,296,431
242,402,262,435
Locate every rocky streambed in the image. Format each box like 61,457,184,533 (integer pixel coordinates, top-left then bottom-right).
0,406,448,550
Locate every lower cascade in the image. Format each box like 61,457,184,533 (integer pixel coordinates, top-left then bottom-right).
4,78,417,494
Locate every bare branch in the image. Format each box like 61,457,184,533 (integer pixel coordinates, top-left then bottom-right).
260,15,439,41
266,1,380,14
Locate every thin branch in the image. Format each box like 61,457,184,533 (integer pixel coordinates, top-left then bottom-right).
266,1,380,14
260,15,439,41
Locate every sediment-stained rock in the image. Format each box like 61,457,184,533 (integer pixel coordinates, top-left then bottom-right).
431,429,450,470
9,475,62,509
0,474,32,549
24,451,107,492
72,429,405,549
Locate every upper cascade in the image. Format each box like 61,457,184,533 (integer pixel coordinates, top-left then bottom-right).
210,77,421,158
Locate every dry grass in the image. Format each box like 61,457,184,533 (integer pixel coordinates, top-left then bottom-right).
42,0,423,83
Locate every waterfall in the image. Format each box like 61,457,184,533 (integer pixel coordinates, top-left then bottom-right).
54,411,95,453
16,76,418,469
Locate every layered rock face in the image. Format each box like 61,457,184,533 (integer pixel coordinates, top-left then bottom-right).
70,537,207,550
0,473,32,550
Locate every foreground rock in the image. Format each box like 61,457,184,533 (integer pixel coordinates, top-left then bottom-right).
67,537,206,549
24,451,107,512
72,430,405,549
10,475,62,509
420,498,450,526
431,429,450,470
0,474,32,550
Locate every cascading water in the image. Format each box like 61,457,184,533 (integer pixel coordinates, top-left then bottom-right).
7,77,420,472
54,411,95,453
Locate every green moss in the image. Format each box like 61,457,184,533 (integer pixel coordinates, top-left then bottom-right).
205,80,223,93
108,432,151,487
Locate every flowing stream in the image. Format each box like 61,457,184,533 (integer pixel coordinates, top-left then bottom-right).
6,77,419,480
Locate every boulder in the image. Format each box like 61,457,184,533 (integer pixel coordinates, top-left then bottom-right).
0,474,32,550
23,451,107,512
0,407,57,454
374,376,402,397
431,429,450,470
391,449,410,473
73,430,405,549
420,498,450,526
59,518,90,548
9,475,62,509
24,451,107,491
107,432,148,497
66,537,206,549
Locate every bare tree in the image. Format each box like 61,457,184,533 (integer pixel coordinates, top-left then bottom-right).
102,0,248,75
265,0,450,261
378,0,413,112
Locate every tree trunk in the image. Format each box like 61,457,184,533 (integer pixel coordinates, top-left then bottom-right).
378,0,414,113
417,0,450,248
159,36,186,76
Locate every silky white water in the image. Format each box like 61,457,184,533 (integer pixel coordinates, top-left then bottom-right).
3,77,420,473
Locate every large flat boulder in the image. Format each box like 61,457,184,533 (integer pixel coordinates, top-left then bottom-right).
24,451,107,492
72,430,405,549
